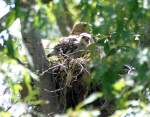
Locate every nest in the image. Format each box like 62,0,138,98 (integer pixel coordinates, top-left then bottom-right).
48,56,90,108
45,32,103,109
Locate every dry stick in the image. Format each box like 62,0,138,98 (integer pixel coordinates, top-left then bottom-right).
39,63,65,76
68,49,89,56
42,63,68,94
44,87,64,93
78,62,90,75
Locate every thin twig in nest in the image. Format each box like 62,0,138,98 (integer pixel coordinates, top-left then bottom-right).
39,63,65,76
68,49,89,56
43,87,64,93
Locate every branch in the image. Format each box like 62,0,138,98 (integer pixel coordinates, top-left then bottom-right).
53,1,73,36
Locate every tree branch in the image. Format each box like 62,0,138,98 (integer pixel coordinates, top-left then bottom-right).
53,0,73,36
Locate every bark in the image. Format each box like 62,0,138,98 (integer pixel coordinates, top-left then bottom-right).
21,29,60,116
53,0,73,36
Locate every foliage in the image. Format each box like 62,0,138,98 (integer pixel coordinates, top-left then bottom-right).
1,0,150,117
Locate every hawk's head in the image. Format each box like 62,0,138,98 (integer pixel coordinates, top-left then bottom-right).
79,33,94,46
70,22,91,35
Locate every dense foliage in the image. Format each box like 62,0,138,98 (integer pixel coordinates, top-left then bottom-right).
1,0,150,117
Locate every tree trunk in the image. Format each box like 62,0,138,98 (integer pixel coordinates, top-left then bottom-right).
22,29,60,116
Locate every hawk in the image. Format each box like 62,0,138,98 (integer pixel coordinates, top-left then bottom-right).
47,22,94,58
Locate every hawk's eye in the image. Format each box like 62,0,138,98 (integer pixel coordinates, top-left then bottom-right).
82,36,90,43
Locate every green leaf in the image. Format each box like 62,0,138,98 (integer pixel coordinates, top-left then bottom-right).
0,112,11,117
4,39,16,58
113,79,126,91
77,93,103,109
5,10,16,29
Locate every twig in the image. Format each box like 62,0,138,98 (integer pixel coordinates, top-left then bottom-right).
78,61,90,75
68,50,89,56
43,87,65,93
39,63,65,76
14,57,28,67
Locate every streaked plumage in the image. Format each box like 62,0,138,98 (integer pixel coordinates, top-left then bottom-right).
47,22,94,58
